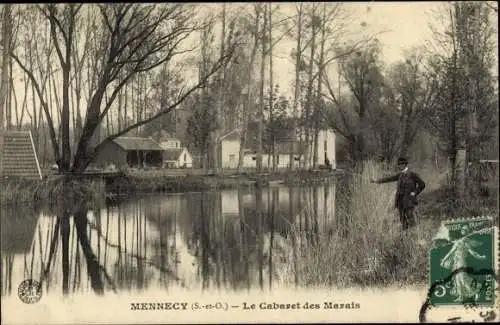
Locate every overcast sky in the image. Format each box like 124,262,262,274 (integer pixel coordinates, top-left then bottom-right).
266,1,498,98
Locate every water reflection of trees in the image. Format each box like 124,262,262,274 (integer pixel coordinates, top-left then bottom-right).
1,182,338,296
177,183,337,291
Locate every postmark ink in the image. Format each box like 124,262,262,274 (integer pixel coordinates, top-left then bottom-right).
17,279,42,304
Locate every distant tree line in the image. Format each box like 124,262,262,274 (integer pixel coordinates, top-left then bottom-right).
0,3,497,200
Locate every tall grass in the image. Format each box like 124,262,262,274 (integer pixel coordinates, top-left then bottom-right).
284,160,442,288
0,176,106,207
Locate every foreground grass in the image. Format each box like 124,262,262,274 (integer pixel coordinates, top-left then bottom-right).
0,176,106,206
280,161,456,287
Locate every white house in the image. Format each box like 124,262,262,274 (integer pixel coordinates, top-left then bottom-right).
219,129,241,169
159,138,193,168
243,143,301,169
219,126,336,170
301,129,336,169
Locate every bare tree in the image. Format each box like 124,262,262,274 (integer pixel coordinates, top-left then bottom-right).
426,2,498,210
236,4,262,172
11,4,237,173
0,5,13,130
322,41,384,166
290,3,304,170
256,4,268,172
302,4,318,169
387,48,440,159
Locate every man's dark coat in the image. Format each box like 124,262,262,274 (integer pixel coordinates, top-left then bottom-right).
376,170,426,210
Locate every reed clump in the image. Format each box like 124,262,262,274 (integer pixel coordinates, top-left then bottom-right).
1,176,105,206
285,160,443,288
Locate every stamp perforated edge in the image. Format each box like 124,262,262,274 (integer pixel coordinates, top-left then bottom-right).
426,215,499,312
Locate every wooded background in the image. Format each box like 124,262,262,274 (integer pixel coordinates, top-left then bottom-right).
0,3,497,187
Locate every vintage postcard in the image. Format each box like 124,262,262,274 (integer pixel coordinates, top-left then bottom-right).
1,2,499,324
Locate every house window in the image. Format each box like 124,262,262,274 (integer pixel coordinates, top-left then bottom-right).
184,153,187,162
276,155,280,165
229,154,236,162
176,142,179,148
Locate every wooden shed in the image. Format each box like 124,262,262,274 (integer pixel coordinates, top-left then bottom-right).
162,147,193,168
93,136,164,169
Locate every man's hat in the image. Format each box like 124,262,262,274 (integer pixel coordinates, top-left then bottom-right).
397,157,408,165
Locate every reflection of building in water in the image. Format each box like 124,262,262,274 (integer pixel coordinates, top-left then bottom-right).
1,184,338,296
219,184,337,236
0,208,38,255
221,190,239,217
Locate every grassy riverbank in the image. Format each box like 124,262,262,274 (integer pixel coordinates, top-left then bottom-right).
0,168,337,205
283,161,498,287
104,168,336,195
0,176,106,206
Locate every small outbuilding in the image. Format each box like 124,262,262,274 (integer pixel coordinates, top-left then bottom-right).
93,136,164,169
162,147,193,168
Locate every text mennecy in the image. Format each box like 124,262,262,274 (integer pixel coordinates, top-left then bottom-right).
130,302,188,310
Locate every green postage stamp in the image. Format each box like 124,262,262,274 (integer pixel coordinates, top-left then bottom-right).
429,216,497,306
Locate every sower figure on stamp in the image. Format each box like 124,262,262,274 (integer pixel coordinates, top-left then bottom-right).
371,157,426,231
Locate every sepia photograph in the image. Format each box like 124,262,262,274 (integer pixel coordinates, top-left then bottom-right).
1,2,498,324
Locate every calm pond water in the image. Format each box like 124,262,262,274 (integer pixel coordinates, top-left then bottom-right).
1,182,344,296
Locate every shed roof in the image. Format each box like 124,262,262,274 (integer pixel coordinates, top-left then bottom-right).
163,148,184,161
112,137,163,151
0,131,43,180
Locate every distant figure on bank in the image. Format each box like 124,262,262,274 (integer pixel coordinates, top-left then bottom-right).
371,157,426,231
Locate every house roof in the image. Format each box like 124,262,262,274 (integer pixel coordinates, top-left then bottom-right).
161,137,180,142
112,137,163,151
245,121,301,154
219,129,241,141
0,131,43,180
219,120,329,156
159,141,181,149
163,148,184,161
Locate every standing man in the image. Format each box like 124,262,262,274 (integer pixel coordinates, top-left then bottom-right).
371,157,426,231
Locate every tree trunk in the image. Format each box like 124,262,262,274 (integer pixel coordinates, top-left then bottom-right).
61,62,72,171
71,86,108,172
0,5,12,131
313,4,327,169
448,52,459,210
304,5,317,169
213,3,226,172
291,4,303,170
237,9,260,172
268,4,275,171
257,5,267,172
